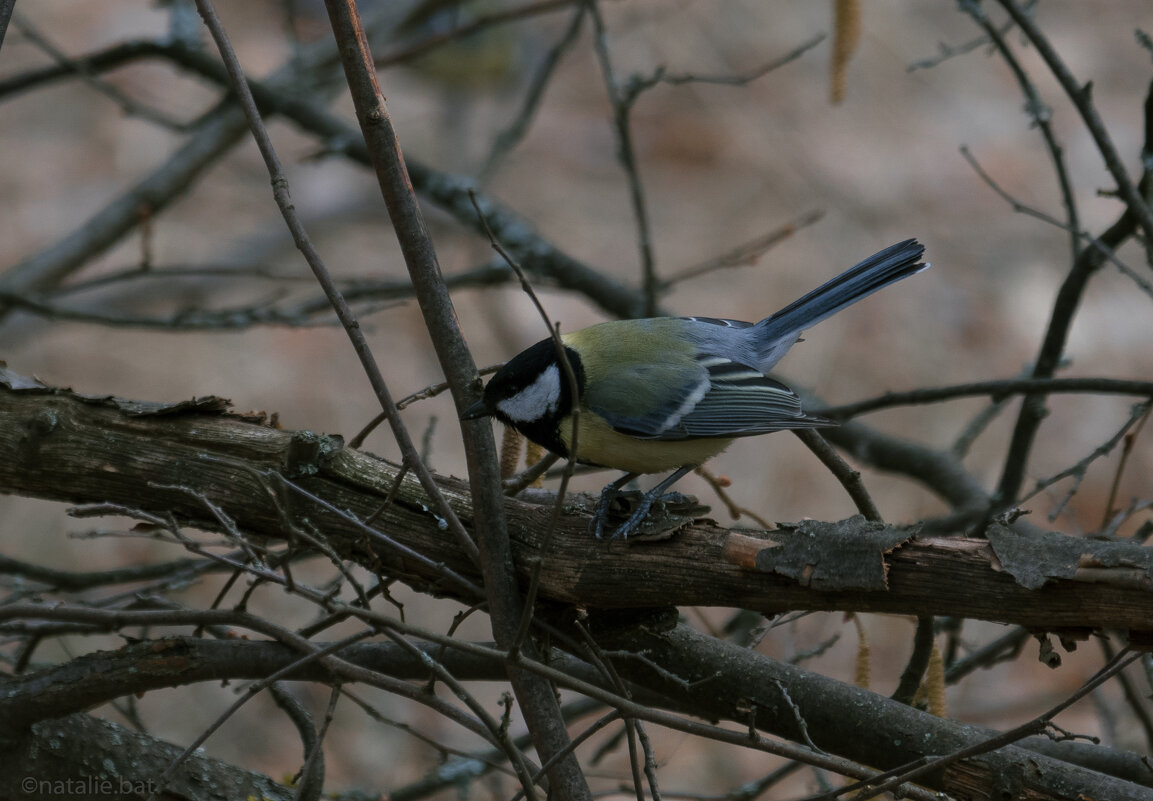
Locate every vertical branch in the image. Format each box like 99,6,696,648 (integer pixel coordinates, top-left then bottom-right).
0,0,15,55
960,0,1080,262
190,0,479,567
586,0,660,317
480,5,587,182
319,3,592,799
992,213,1139,514
991,78,1153,513
890,617,935,706
996,0,1153,249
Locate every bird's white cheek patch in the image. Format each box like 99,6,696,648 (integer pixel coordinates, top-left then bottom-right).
497,364,562,422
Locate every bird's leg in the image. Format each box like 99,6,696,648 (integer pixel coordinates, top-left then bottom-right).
610,464,697,540
593,472,639,539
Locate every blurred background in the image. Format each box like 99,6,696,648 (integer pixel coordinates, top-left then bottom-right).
1,0,1150,795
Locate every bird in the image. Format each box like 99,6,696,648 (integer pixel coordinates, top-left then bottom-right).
463,239,929,538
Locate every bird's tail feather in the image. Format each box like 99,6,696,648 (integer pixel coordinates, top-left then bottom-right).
754,239,927,344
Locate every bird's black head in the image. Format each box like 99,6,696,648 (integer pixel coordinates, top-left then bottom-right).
463,337,584,458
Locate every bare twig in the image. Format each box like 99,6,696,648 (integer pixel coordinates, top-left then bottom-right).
838,647,1141,800
193,0,479,568
319,4,589,799
0,99,248,302
820,377,1153,420
502,452,561,496
1099,636,1153,755
959,145,1153,299
11,13,190,130
0,0,15,55
996,0,1153,249
378,0,578,70
585,0,659,316
944,626,1031,684
951,394,1014,458
991,209,1143,513
295,685,339,801
481,5,587,182
660,210,825,289
350,363,504,450
0,288,399,330
693,466,773,529
907,10,1020,72
890,617,934,707
1099,402,1152,532
1018,401,1152,522
960,0,1080,261
266,682,324,801
466,190,580,656
793,429,881,522
653,32,826,88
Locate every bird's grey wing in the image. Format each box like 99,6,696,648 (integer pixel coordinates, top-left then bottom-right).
649,357,833,440
581,359,713,439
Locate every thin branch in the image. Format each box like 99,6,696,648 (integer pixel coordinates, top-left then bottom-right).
996,0,1153,250
819,376,1153,420
0,14,386,307
466,190,580,656
907,12,1019,72
267,682,324,801
11,13,190,130
318,4,589,800
1019,401,1153,521
0,288,400,330
349,362,504,450
656,32,826,87
992,209,1143,513
0,99,247,302
959,145,1153,299
295,685,339,801
379,0,579,70
792,429,881,522
0,0,15,55
1099,636,1153,755
692,466,773,529
193,0,479,568
951,394,1014,458
481,4,587,182
1099,402,1151,532
375,626,542,797
959,0,1080,261
502,453,561,496
659,210,825,290
840,648,1142,800
0,553,216,592
0,7,411,309
585,0,659,316
144,632,367,800
890,617,934,706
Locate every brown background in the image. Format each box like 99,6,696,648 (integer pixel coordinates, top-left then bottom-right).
1,1,1150,795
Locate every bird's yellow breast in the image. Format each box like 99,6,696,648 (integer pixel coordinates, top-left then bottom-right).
558,410,733,474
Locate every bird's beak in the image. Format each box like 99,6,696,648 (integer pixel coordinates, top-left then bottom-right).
462,399,490,420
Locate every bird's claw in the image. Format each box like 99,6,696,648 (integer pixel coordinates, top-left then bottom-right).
592,487,678,539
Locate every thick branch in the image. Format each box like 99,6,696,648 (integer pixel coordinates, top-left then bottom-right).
320,3,589,799
0,714,294,801
592,620,1153,801
1,376,1149,633
2,631,1149,800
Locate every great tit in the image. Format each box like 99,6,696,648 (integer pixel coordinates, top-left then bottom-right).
463,239,928,538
